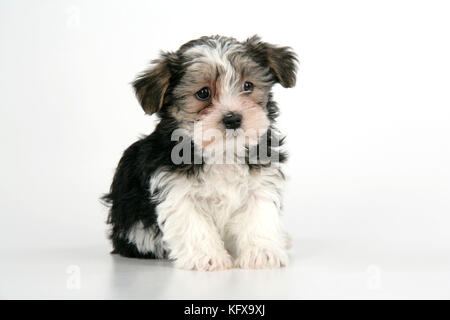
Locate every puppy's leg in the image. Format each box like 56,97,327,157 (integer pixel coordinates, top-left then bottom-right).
229,196,289,269
157,198,232,271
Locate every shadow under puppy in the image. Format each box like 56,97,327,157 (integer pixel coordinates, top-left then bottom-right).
103,35,298,271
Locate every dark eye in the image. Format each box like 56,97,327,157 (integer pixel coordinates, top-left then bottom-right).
243,81,254,92
195,87,211,101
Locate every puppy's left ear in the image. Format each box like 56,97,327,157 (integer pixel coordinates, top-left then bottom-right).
245,35,298,88
133,52,176,115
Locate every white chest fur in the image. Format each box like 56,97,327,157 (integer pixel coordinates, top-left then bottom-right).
150,164,284,232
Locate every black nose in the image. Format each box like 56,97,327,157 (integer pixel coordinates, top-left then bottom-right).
222,113,242,129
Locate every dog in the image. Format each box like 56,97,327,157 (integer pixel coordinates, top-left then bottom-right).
103,35,297,271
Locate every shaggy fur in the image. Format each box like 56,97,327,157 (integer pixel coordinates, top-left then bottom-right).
103,35,297,271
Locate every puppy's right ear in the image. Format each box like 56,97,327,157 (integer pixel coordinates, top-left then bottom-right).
133,52,175,115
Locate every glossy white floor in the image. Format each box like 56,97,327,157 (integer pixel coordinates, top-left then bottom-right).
1,231,450,299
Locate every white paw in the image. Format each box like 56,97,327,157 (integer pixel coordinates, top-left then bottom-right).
235,247,288,269
175,251,233,271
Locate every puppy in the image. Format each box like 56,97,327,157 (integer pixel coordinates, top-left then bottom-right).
103,35,297,271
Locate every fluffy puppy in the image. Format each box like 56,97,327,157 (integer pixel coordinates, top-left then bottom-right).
103,35,297,271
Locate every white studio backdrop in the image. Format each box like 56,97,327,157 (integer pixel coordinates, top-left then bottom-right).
0,0,449,299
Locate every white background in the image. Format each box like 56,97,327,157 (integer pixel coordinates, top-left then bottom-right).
1,0,449,299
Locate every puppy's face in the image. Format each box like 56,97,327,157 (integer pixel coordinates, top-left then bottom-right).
133,36,297,149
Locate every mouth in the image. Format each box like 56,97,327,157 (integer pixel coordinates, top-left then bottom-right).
225,128,244,138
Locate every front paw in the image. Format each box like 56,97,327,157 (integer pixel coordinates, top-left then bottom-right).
235,246,288,269
175,251,233,271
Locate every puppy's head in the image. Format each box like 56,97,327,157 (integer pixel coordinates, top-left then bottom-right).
133,35,297,149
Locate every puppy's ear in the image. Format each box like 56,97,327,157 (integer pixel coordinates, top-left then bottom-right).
133,52,175,115
245,35,298,88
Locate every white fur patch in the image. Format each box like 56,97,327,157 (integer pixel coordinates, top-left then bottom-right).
127,221,165,258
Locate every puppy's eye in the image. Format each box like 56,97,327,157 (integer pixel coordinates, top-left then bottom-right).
243,81,254,92
195,87,211,101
